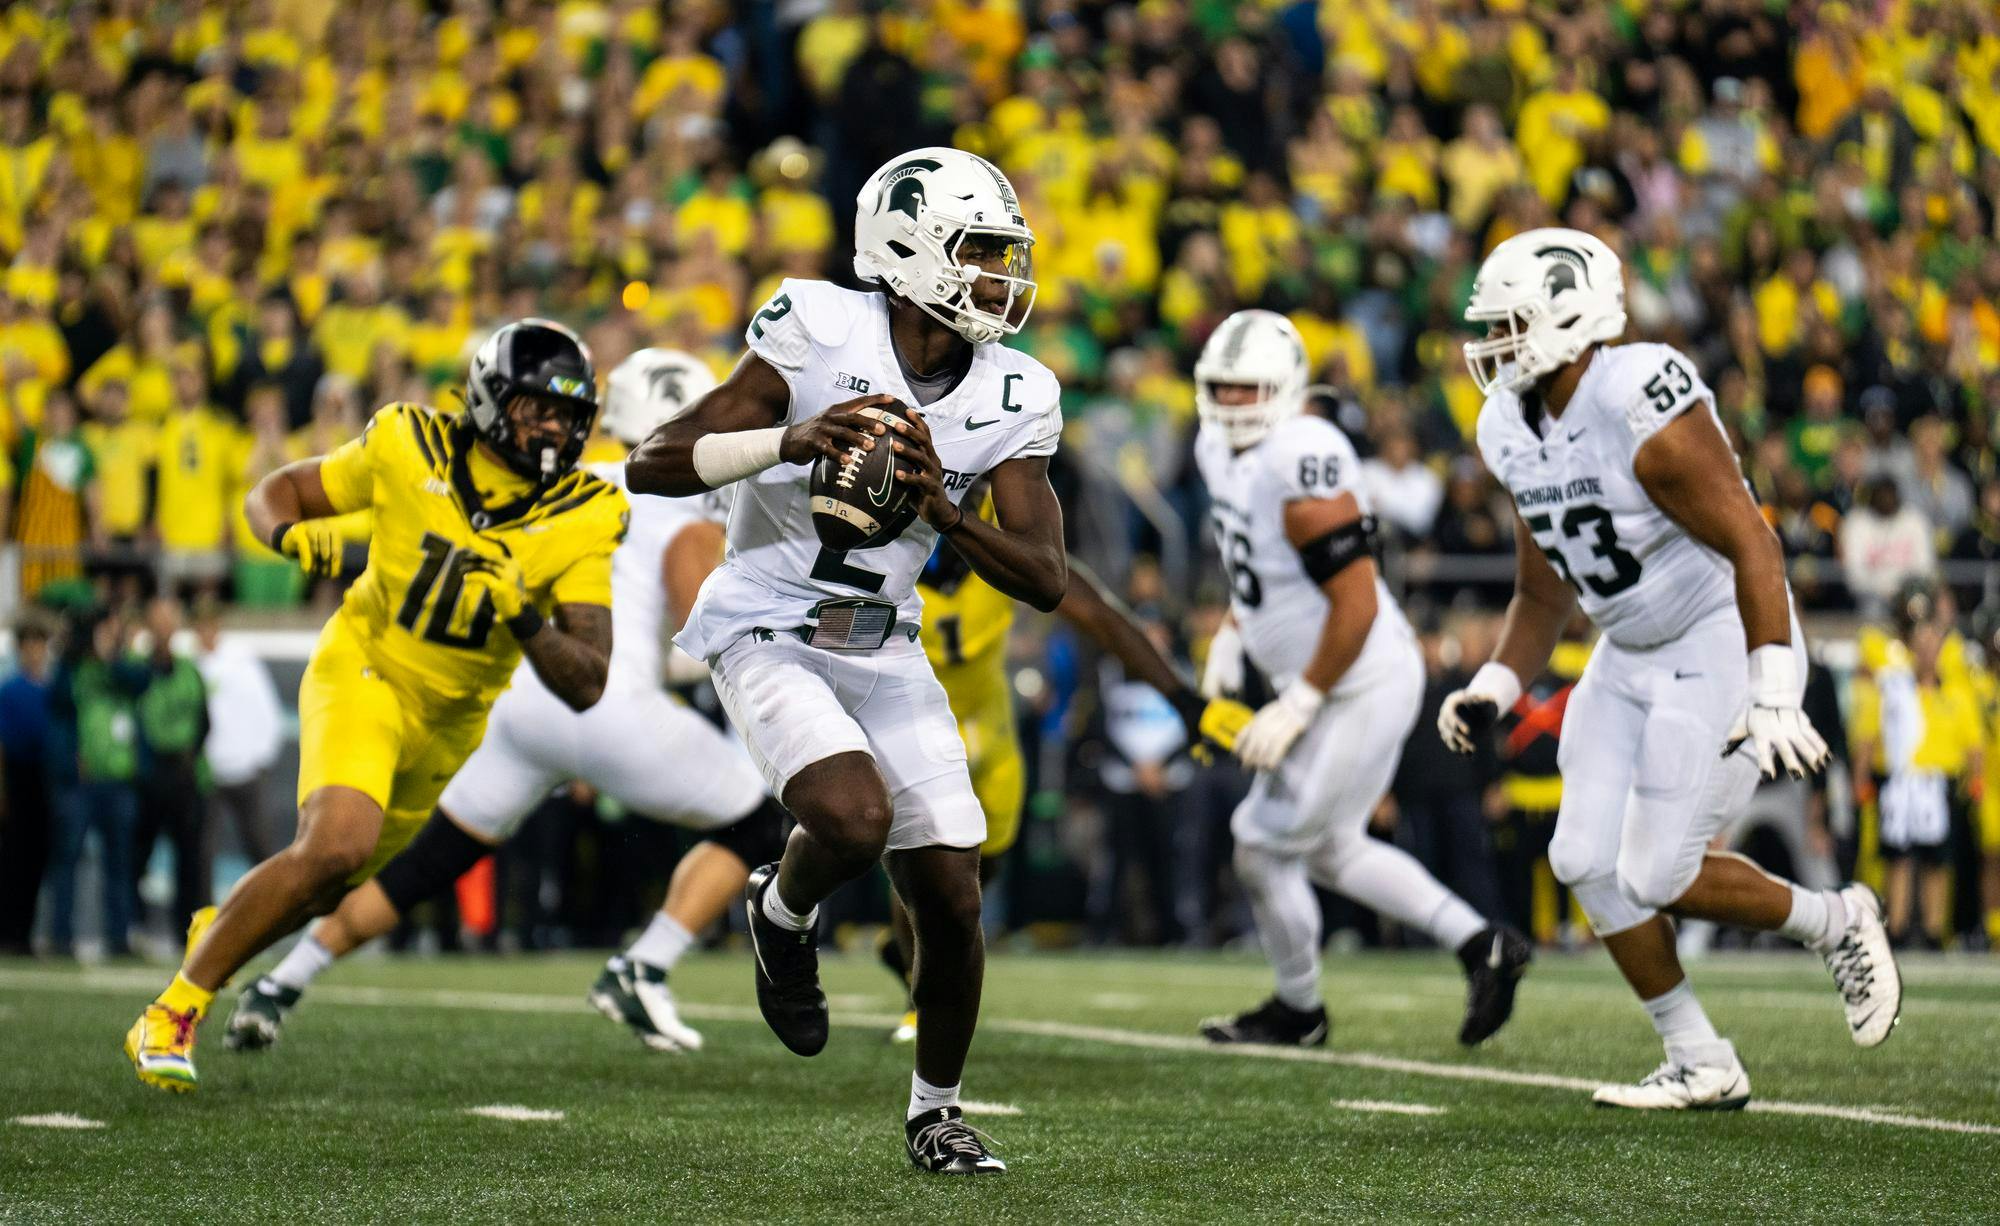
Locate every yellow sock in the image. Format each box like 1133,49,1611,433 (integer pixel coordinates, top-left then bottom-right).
158,972,214,1018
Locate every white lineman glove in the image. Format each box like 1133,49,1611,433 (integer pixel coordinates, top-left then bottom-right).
1438,662,1523,754
1201,621,1245,699
1736,643,1830,780
1236,680,1324,772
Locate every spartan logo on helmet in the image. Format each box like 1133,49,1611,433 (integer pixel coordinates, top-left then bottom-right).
1536,245,1590,298
877,157,944,222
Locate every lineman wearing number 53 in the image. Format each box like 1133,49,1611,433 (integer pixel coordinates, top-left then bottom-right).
1443,229,1900,1110
125,319,629,1092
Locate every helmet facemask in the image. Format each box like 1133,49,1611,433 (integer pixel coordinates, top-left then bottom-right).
1462,299,1558,395
901,220,1036,345
1196,377,1304,451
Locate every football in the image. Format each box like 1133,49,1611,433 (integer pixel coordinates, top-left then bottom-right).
809,398,920,552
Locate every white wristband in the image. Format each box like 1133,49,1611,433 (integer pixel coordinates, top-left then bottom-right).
1469,661,1523,713
1747,643,1799,709
692,427,787,488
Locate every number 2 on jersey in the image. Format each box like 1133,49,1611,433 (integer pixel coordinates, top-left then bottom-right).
810,546,886,594
396,532,497,649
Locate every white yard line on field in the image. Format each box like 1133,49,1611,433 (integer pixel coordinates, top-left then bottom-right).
1332,1099,1447,1116
10,1113,107,1129
5,968,1996,1138
465,1105,566,1122
960,1101,1023,1116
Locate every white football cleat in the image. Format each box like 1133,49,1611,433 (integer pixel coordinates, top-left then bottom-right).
1821,883,1902,1048
590,956,704,1053
1592,1046,1750,1111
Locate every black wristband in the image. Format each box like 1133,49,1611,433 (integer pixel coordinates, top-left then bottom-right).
505,605,545,641
268,521,296,555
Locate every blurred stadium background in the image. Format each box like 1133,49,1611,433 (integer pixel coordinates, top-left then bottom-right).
0,0,1996,966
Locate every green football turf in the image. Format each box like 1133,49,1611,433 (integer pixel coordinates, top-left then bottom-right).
3,945,1997,1222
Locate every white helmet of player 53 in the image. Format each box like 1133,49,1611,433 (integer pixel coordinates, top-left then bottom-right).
1194,309,1310,450
1462,227,1627,395
602,348,718,446
852,147,1036,345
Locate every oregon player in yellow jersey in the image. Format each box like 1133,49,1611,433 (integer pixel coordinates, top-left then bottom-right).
125,320,628,1092
879,488,1253,1039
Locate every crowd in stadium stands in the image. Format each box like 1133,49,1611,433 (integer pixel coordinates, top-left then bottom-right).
0,0,1996,956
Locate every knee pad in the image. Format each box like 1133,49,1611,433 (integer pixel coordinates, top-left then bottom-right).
706,796,789,866
1547,816,1617,889
1570,871,1655,938
373,810,493,915
1615,841,1703,913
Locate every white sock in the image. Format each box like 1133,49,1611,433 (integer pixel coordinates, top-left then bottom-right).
626,913,696,970
266,933,334,992
1312,836,1487,950
760,881,818,933
1235,846,1324,1010
1777,884,1848,952
1642,979,1724,1063
908,1072,960,1120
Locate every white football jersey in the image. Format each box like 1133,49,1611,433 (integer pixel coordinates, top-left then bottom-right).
505,462,727,700
1475,342,1737,650
678,278,1062,658
1194,413,1414,696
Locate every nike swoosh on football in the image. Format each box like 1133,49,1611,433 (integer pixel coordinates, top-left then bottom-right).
1567,430,1586,441
964,418,1001,431
868,454,895,506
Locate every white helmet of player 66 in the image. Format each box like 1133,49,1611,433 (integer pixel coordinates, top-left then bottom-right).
1462,227,1627,395
1194,309,1310,450
602,348,719,446
853,147,1036,345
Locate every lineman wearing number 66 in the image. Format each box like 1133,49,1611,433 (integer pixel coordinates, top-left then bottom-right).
1442,228,1901,1110
1190,308,1532,1052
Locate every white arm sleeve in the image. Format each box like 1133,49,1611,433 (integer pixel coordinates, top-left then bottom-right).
691,428,787,488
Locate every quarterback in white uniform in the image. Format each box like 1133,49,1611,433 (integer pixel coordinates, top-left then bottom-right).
1189,310,1531,1049
225,349,791,1056
628,148,1066,1174
1441,228,1901,1109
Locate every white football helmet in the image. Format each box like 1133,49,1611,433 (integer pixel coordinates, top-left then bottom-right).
1194,309,1309,450
601,348,718,446
853,147,1036,345
1462,227,1627,395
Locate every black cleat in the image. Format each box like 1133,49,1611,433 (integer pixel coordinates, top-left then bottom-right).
906,1106,1006,1174
1199,996,1329,1046
1457,924,1532,1045
744,863,828,1056
224,977,301,1051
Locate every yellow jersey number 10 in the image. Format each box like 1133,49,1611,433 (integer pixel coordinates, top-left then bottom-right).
396,531,497,650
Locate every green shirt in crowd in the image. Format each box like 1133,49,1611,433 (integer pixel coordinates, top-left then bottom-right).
137,654,208,757
72,658,140,783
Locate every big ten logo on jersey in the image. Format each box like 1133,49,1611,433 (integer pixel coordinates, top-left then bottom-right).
942,469,980,492
834,372,871,394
